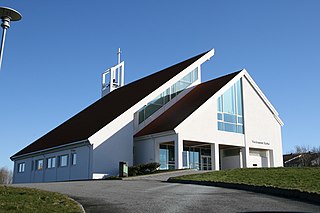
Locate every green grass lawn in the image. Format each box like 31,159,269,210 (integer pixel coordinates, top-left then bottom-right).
171,167,320,194
0,185,83,213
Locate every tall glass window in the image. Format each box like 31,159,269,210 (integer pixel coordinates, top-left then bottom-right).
217,79,244,134
71,153,77,165
138,68,198,124
159,145,175,170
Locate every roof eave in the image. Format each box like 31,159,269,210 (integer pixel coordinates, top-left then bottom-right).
10,139,90,161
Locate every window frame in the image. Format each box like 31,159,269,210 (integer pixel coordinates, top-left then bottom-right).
59,155,68,167
17,162,25,173
71,153,77,166
47,157,56,169
36,159,44,171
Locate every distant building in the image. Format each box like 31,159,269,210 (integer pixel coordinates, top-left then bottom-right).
10,49,284,183
283,153,320,167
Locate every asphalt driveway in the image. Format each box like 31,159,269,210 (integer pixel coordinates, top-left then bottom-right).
16,171,320,213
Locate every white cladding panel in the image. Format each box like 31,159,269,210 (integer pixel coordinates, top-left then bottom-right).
92,121,134,176
242,76,283,167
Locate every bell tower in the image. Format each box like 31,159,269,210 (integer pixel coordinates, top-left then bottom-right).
101,48,125,97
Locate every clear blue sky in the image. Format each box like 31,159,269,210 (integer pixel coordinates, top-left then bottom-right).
1,1,319,169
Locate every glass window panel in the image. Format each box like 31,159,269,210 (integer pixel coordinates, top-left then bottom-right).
183,151,188,167
236,80,243,116
238,116,243,124
153,95,164,106
237,125,244,133
168,146,175,162
218,122,224,130
37,160,43,171
222,86,235,114
193,68,198,81
159,149,167,163
144,104,162,119
224,114,237,123
18,163,25,173
138,109,145,124
217,113,223,120
47,158,52,168
224,123,237,133
60,155,68,167
217,97,222,112
181,72,192,83
72,153,77,165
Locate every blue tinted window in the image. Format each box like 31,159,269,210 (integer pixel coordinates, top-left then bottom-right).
217,97,222,112
224,123,237,132
222,87,235,114
237,125,244,134
236,80,243,116
224,114,237,123
138,68,198,124
217,79,244,134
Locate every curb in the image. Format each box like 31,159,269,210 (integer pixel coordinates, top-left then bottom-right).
167,178,320,205
121,169,201,180
67,196,86,213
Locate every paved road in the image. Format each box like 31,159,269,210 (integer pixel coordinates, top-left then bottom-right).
16,171,320,213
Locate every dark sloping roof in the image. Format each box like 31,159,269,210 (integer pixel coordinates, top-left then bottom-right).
11,51,208,159
134,71,241,137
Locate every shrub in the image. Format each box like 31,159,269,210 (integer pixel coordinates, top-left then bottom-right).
128,162,160,176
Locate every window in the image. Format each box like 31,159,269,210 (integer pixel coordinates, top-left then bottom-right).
47,157,56,169
36,159,44,171
138,68,198,124
59,155,68,167
217,79,244,134
71,153,77,165
18,163,25,173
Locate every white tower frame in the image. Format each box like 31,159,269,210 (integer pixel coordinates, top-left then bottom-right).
101,48,125,97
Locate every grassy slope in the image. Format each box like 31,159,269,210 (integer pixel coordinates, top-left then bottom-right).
172,167,320,194
0,185,82,213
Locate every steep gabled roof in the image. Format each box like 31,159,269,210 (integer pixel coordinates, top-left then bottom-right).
134,71,241,137
11,51,208,159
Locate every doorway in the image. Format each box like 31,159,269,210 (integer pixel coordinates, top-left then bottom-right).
201,156,212,170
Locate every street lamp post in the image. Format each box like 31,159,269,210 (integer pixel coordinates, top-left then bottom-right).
0,6,22,72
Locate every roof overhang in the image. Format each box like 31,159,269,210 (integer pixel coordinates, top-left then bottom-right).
10,139,90,161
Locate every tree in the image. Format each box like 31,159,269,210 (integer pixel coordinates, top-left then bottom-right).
0,167,13,184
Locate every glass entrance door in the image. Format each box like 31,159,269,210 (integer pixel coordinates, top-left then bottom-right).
201,156,212,170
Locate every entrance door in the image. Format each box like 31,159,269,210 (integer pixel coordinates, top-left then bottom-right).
201,156,212,170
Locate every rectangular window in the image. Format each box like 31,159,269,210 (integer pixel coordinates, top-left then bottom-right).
18,163,25,173
224,114,237,123
36,159,43,171
59,155,68,167
71,153,77,165
47,157,56,169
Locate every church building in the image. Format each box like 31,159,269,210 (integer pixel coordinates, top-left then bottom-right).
11,49,284,183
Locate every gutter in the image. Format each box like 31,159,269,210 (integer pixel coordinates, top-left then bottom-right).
10,139,90,160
